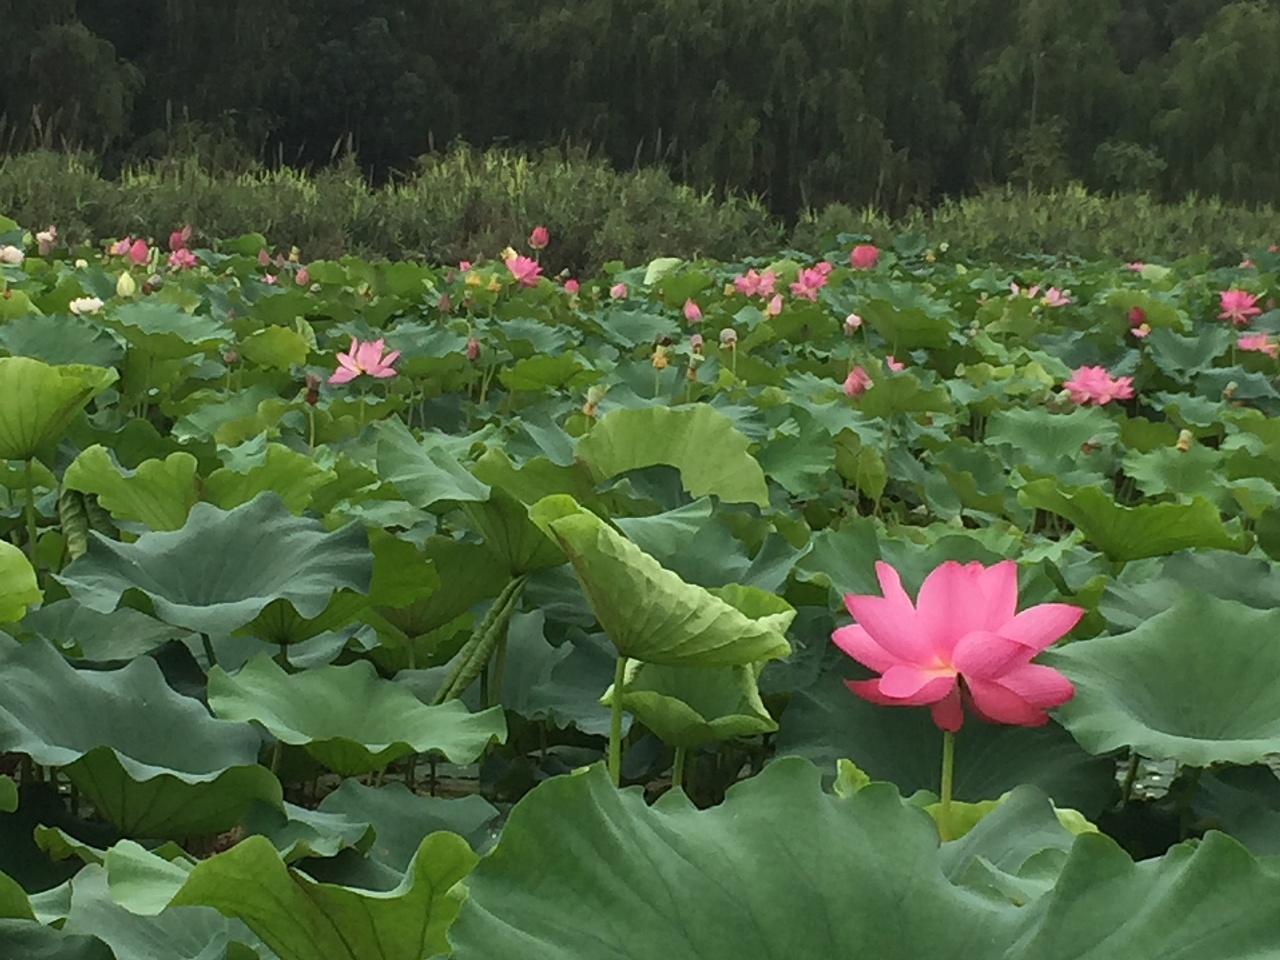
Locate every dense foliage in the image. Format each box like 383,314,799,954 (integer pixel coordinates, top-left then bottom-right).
5,0,1280,214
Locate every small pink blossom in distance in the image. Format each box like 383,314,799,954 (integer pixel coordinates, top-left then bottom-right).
833,560,1081,731
1239,334,1279,358
1062,366,1135,406
127,239,150,266
610,282,628,300
886,355,905,372
564,278,580,295
459,260,472,271
257,248,271,267
169,224,192,252
1041,287,1071,307
733,269,777,298
1219,290,1262,326
296,267,310,286
683,299,703,323
850,244,879,270
111,239,132,257
1241,259,1255,269
466,336,481,361
789,266,829,301
1128,306,1146,327
263,274,278,285
506,254,542,287
814,261,834,276
843,367,873,397
167,249,197,270
1126,262,1145,273
844,313,863,335
528,225,550,250
1010,282,1041,299
766,293,783,317
1131,323,1151,339
329,337,400,384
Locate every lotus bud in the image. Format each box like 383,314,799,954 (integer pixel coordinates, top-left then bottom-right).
583,384,608,418
257,248,271,266
1175,429,1194,452
844,313,863,334
295,267,310,286
1222,381,1238,400
116,272,137,298
466,336,481,362
304,373,321,406
652,344,670,370
719,328,738,350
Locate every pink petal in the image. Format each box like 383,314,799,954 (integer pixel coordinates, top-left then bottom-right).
380,349,401,366
328,368,358,384
964,679,1052,726
915,562,992,658
843,595,929,663
370,367,398,378
976,561,1018,629
1000,603,1084,653
845,678,897,706
879,665,956,702
832,624,900,673
951,631,1038,679
846,677,958,709
995,663,1075,709
930,687,964,732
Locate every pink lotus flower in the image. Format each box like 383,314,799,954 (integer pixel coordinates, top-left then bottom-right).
296,267,310,286
1126,262,1145,273
528,226,549,250
167,249,197,271
766,294,783,317
610,282,628,300
329,337,401,384
1010,282,1040,299
110,239,132,257
733,269,777,298
257,249,271,267
506,254,542,287
1041,287,1071,307
564,278,580,295
814,261,834,277
459,260,473,271
683,299,703,323
844,313,863,334
833,560,1081,731
1062,366,1135,406
886,355,905,372
1127,306,1146,327
1219,289,1262,326
843,367,873,397
850,245,879,270
169,225,192,252
789,267,829,301
1131,324,1151,339
263,274,278,285
127,239,150,266
1239,333,1279,358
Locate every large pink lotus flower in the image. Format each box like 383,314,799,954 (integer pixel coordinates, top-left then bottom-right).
789,266,829,301
1219,289,1262,326
1239,333,1279,358
834,560,1081,731
1062,365,1135,406
505,255,542,287
850,244,879,270
329,338,401,384
167,249,197,271
733,269,777,298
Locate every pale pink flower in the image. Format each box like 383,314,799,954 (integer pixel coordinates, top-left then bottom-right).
610,282,628,300
295,267,310,286
814,261,834,276
169,225,192,252
36,226,57,256
167,249,197,271
257,248,271,267
263,274,278,285
564,278,580,295
850,244,879,270
843,367,873,397
528,226,549,250
111,239,133,257
1219,289,1262,326
766,294,783,317
329,337,401,384
833,560,1081,731
683,299,703,323
459,260,473,271
1131,324,1151,339
1041,287,1071,307
886,356,905,372
1062,366,1135,406
1239,334,1279,358
127,239,150,267
844,313,863,335
1126,262,1145,273
1010,282,1041,300
505,254,542,288
68,296,103,315
733,269,777,298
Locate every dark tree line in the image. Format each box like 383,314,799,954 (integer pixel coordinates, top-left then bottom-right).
1,0,1277,217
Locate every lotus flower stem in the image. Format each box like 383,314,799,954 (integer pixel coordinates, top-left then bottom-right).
23,459,37,568
939,729,955,841
608,656,627,787
269,738,282,776
671,746,687,792
1120,750,1140,806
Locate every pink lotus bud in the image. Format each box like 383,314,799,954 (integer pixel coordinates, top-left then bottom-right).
1127,306,1146,327
844,313,862,334
766,294,783,317
295,267,310,286
127,239,150,266
610,283,628,300
529,226,550,250
459,260,472,271
466,336,481,361
843,367,874,397
169,224,192,252
564,278,580,295
257,248,271,266
886,356,905,372
850,245,879,270
111,238,132,256
683,299,703,323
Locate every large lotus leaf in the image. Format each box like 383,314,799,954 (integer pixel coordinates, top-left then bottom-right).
1193,766,1280,856
318,781,498,870
0,313,125,368
207,655,507,777
167,833,476,960
0,357,118,460
575,405,769,507
0,637,281,837
859,279,955,350
1122,443,1226,504
63,446,199,531
1018,480,1241,562
776,669,1116,816
529,496,791,666
239,324,312,370
0,921,113,959
20,600,189,661
1044,592,1280,766
241,800,375,863
376,416,489,509
0,777,14,814
460,486,564,576
106,301,230,360
0,542,40,622
57,493,373,636
602,660,777,748
985,406,1120,475
204,440,337,514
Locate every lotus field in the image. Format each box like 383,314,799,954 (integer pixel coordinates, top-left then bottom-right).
4,214,1280,958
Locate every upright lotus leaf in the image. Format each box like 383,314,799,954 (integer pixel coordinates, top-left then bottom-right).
1044,593,1280,766
985,407,1120,476
0,637,281,838
168,833,477,960
460,486,565,576
20,600,189,662
0,543,41,622
241,801,375,863
207,656,507,777
62,446,199,531
204,441,337,514
576,406,769,507
106,301,230,360
1193,766,1280,856
601,660,777,747
239,325,312,369
376,416,489,509
0,357,118,461
57,493,373,636
529,496,791,666
1121,443,1226,504
858,279,955,350
1017,480,1241,562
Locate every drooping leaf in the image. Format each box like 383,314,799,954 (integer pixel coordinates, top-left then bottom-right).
0,357,118,460
0,543,40,622
62,446,199,531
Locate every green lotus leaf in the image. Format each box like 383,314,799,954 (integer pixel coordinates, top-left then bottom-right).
529,496,791,666
1121,443,1226,504
612,498,715,563
1192,766,1280,856
239,324,312,369
105,301,230,360
602,660,777,748
498,353,592,391
859,279,955,350
57,493,373,636
242,800,376,863
0,777,14,815
0,867,31,919
167,833,476,960
461,486,565,576
19,600,188,662
63,445,199,531
576,405,769,507
0,920,112,959
204,440,336,514
318,781,498,869
0,637,281,837
1044,592,1280,766
0,542,40,622
0,357,118,461
1017,480,1241,562
376,416,489,509
0,313,125,368
207,655,507,777
985,406,1119,476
